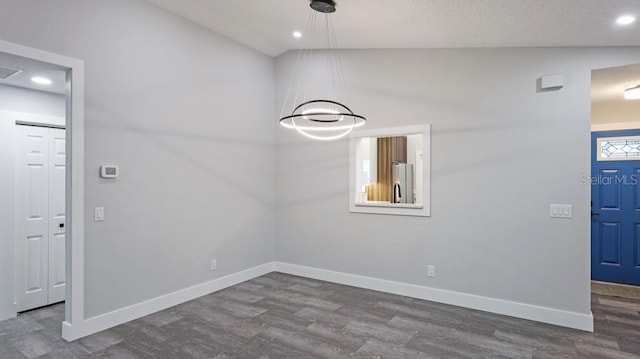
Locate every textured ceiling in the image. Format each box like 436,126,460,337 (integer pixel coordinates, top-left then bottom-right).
592,63,640,104
592,64,640,123
3,1,640,106
145,0,640,57
144,0,640,109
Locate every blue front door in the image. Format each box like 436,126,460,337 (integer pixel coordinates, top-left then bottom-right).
591,130,640,286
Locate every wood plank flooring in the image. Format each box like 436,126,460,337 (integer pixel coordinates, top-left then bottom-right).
1,272,639,358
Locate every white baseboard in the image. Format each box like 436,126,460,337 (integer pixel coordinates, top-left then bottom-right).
61,260,593,341
61,262,275,341
274,262,594,332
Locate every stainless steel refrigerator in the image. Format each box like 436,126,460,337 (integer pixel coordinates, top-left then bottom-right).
392,163,414,204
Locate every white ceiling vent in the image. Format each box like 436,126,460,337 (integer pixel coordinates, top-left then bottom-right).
0,65,22,80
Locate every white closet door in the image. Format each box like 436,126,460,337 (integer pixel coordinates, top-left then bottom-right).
15,125,50,311
47,128,66,304
15,125,66,311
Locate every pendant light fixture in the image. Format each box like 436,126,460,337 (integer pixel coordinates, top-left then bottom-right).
279,0,366,141
625,84,640,100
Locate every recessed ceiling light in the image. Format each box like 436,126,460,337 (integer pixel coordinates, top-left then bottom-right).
616,15,636,26
293,31,302,38
625,85,640,100
31,76,52,85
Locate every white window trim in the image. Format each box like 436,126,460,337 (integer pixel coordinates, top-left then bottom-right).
349,124,431,217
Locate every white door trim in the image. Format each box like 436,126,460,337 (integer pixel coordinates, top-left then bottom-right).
0,114,17,321
0,39,85,341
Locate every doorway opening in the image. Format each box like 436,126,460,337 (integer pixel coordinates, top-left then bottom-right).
590,63,640,299
0,39,85,341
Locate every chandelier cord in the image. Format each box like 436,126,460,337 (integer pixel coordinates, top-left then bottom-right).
329,14,345,97
301,11,317,106
324,14,334,102
279,10,315,119
292,11,317,114
278,0,366,141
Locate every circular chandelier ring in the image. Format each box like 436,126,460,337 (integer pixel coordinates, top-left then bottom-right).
279,112,366,124
279,99,367,130
291,99,355,114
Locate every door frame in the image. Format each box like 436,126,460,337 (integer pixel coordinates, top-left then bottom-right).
590,128,640,285
0,39,85,341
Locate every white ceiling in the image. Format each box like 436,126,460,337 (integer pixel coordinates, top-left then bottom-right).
144,0,640,110
0,52,66,95
592,63,640,123
592,63,640,103
2,1,640,107
145,0,640,57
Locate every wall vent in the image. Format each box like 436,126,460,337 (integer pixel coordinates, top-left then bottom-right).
0,65,22,80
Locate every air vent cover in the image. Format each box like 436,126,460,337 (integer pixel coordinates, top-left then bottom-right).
0,65,22,80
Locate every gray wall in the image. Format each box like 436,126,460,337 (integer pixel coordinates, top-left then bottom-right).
0,0,276,318
275,48,640,315
0,85,65,121
593,101,640,125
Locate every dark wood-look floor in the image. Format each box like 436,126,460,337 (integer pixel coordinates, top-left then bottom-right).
1,272,639,358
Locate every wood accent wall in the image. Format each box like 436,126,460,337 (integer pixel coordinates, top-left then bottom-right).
367,136,407,202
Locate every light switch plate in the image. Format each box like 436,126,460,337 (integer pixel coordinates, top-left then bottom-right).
550,204,572,218
427,265,436,277
94,207,105,222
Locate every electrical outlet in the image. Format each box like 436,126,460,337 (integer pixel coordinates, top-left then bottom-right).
210,259,217,271
427,264,436,277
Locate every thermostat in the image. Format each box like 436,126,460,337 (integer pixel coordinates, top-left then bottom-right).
100,165,119,178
